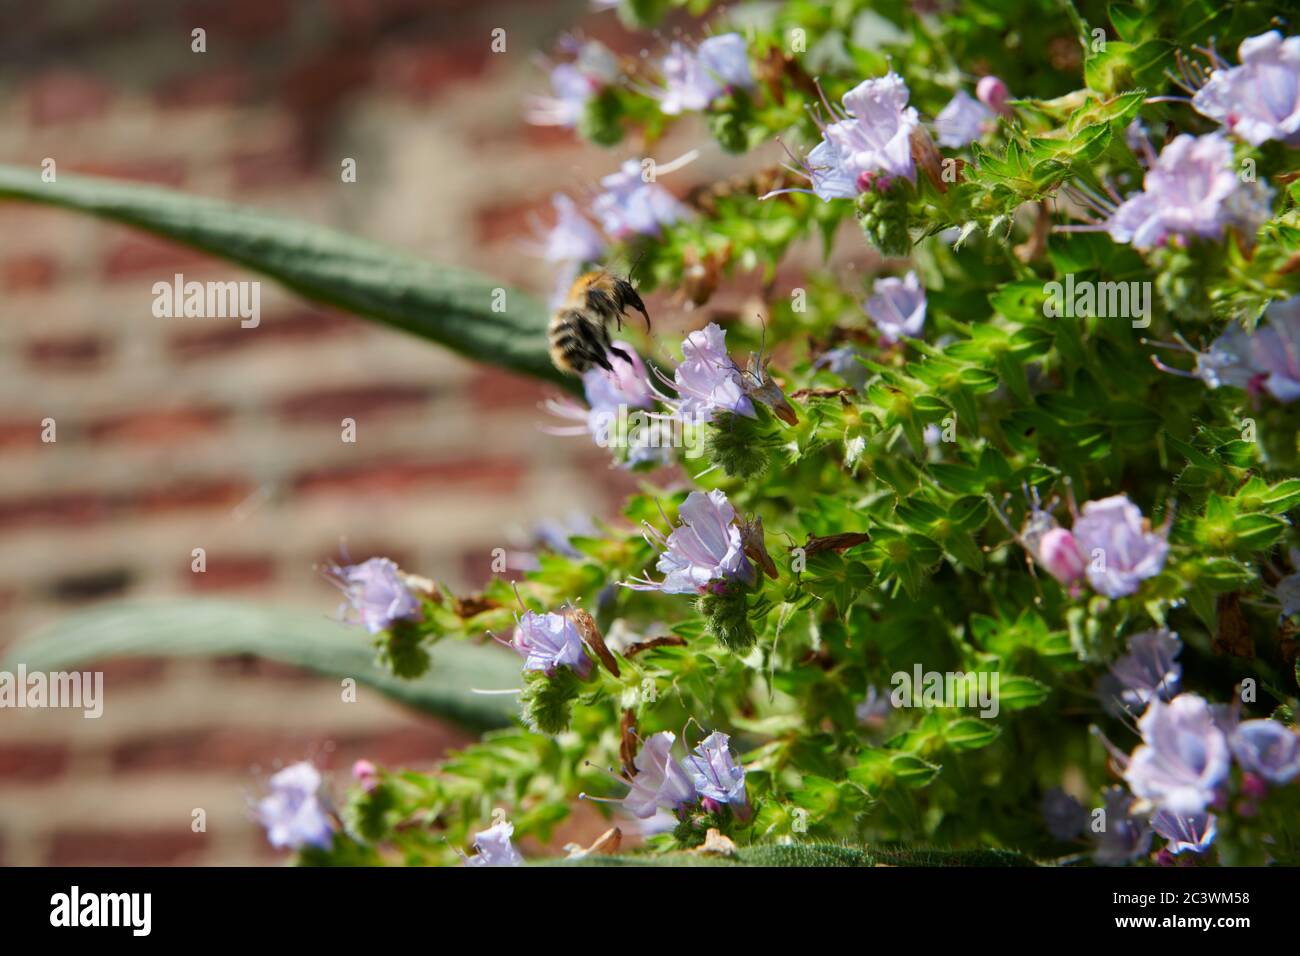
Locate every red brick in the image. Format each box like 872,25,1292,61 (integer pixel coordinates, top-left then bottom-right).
292,457,525,497
470,366,549,411
282,48,374,119
98,658,169,689
102,232,213,279
47,829,208,866
0,492,117,530
86,406,227,445
229,142,311,191
24,334,108,372
69,159,187,188
133,478,252,515
168,307,360,360
0,743,70,782
27,71,112,125
156,68,253,110
3,253,58,292
184,554,277,591
475,194,553,245
275,383,432,423
0,420,46,451
378,42,491,101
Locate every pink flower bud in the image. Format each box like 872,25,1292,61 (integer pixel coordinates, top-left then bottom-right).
1240,772,1269,800
976,75,1010,115
1037,527,1085,584
352,759,378,792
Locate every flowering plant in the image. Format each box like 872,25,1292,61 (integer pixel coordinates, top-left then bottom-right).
6,0,1300,868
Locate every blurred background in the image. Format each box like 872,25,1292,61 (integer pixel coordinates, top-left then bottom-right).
0,0,783,865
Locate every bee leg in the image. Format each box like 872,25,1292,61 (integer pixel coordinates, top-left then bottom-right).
609,345,634,367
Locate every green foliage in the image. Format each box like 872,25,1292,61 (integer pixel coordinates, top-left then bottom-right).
10,0,1300,868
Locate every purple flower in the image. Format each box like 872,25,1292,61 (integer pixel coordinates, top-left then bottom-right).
1125,694,1231,816
1037,527,1086,586
976,75,1011,115
1041,787,1087,840
1203,296,1300,403
583,341,655,412
256,762,333,851
1151,809,1217,855
1105,133,1241,249
1230,719,1300,785
1193,31,1300,147
683,731,748,817
655,34,753,115
626,489,755,595
352,758,378,793
509,610,593,678
539,194,604,265
864,271,927,343
822,73,920,184
1070,494,1169,598
856,684,893,727
934,90,994,148
663,322,755,423
813,345,868,390
592,159,689,239
326,557,421,634
623,731,698,818
1092,787,1153,865
1104,629,1182,714
464,820,524,867
1277,571,1300,616
527,40,619,127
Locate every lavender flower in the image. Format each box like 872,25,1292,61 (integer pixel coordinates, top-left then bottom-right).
1229,719,1300,785
509,610,593,678
256,762,333,851
622,731,698,818
1105,133,1241,249
1041,787,1087,840
813,345,868,390
1204,296,1300,403
1151,809,1217,855
655,34,754,115
1124,694,1231,816
823,73,920,184
539,193,604,265
664,322,755,423
856,684,894,727
683,731,749,817
1092,787,1153,865
464,820,524,867
934,90,994,147
1104,629,1182,714
626,489,755,595
592,159,689,239
864,271,927,343
326,557,421,634
1070,494,1169,598
527,40,619,128
1192,31,1300,147
1036,527,1085,586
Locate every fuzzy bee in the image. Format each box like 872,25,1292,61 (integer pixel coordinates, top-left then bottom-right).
549,270,650,376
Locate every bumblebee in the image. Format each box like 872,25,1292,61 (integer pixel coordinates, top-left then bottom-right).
549,270,650,375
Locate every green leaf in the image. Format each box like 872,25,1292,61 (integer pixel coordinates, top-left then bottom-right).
0,164,570,389
994,676,1051,711
943,717,1001,751
1,599,521,729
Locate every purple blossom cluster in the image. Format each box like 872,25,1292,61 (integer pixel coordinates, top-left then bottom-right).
608,729,749,822
625,488,755,595
508,609,593,679
325,556,422,634
1007,492,1170,599
255,761,334,851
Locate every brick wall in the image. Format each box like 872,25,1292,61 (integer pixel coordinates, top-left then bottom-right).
0,0,748,865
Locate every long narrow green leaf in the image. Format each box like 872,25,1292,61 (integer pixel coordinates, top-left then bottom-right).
0,164,570,388
1,599,520,730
